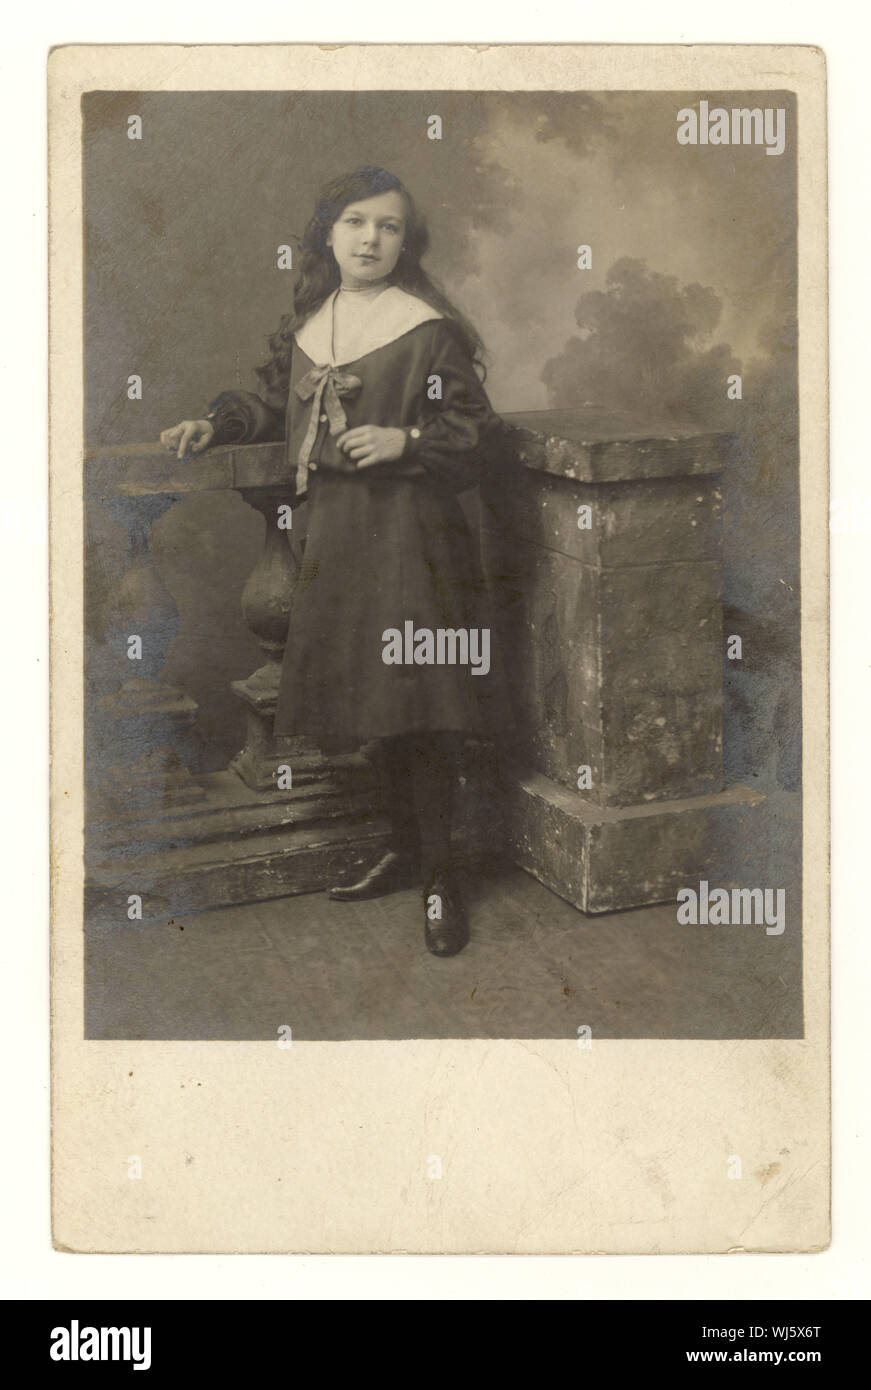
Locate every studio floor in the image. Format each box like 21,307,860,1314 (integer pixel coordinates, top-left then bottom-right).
85,858,803,1040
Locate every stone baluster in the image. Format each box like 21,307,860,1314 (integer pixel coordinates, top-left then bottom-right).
229,489,334,792
95,492,203,814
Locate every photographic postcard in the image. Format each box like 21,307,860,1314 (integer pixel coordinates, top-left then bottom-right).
49,43,829,1253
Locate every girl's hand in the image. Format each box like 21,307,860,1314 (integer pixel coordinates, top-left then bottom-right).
159,419,215,460
335,425,407,469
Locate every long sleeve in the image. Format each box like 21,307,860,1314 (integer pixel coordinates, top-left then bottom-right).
204,320,294,447
205,388,285,448
393,321,499,492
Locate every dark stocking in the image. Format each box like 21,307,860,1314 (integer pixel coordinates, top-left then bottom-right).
377,732,461,883
408,734,457,883
377,737,420,862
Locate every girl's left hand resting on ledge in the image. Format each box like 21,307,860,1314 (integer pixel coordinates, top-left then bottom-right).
336,425,407,469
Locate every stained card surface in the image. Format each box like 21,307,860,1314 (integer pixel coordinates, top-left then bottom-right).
49,43,829,1253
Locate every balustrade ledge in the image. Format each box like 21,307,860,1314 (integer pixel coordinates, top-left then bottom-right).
85,411,734,498
84,440,289,500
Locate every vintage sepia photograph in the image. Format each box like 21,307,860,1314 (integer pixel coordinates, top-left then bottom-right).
49,43,829,1255
81,87,803,1041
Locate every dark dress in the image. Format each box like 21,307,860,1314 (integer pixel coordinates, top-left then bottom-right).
209,287,508,743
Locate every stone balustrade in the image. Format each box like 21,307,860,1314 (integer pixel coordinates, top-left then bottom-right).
85,441,384,923
84,412,765,923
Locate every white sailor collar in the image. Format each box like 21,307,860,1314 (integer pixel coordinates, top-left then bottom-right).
294,285,443,367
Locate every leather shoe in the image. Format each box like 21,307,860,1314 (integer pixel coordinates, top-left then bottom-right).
424,869,469,957
328,849,420,902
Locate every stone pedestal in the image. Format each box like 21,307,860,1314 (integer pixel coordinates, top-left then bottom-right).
482,411,765,913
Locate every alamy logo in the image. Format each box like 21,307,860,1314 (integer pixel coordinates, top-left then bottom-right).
677,101,786,156
676,880,786,935
50,1321,152,1371
382,622,490,676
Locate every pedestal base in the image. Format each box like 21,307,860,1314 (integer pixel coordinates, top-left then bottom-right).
505,768,767,914
95,679,204,813
229,675,332,793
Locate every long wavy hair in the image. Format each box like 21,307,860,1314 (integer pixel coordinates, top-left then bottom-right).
255,166,486,400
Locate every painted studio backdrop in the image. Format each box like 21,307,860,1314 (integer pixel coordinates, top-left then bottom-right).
82,91,801,1040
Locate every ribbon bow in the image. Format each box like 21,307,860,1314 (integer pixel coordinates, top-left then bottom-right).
294,364,362,495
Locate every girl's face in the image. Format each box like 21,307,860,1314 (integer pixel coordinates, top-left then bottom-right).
326,191,407,287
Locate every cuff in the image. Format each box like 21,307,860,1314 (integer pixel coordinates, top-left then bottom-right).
401,425,423,459
205,390,283,447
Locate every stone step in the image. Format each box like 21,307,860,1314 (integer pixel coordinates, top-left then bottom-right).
85,815,391,925
88,765,379,854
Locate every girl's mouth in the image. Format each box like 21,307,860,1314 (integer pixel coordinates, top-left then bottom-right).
356,254,379,263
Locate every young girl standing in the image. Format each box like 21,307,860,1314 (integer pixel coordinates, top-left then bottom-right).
160,166,505,957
